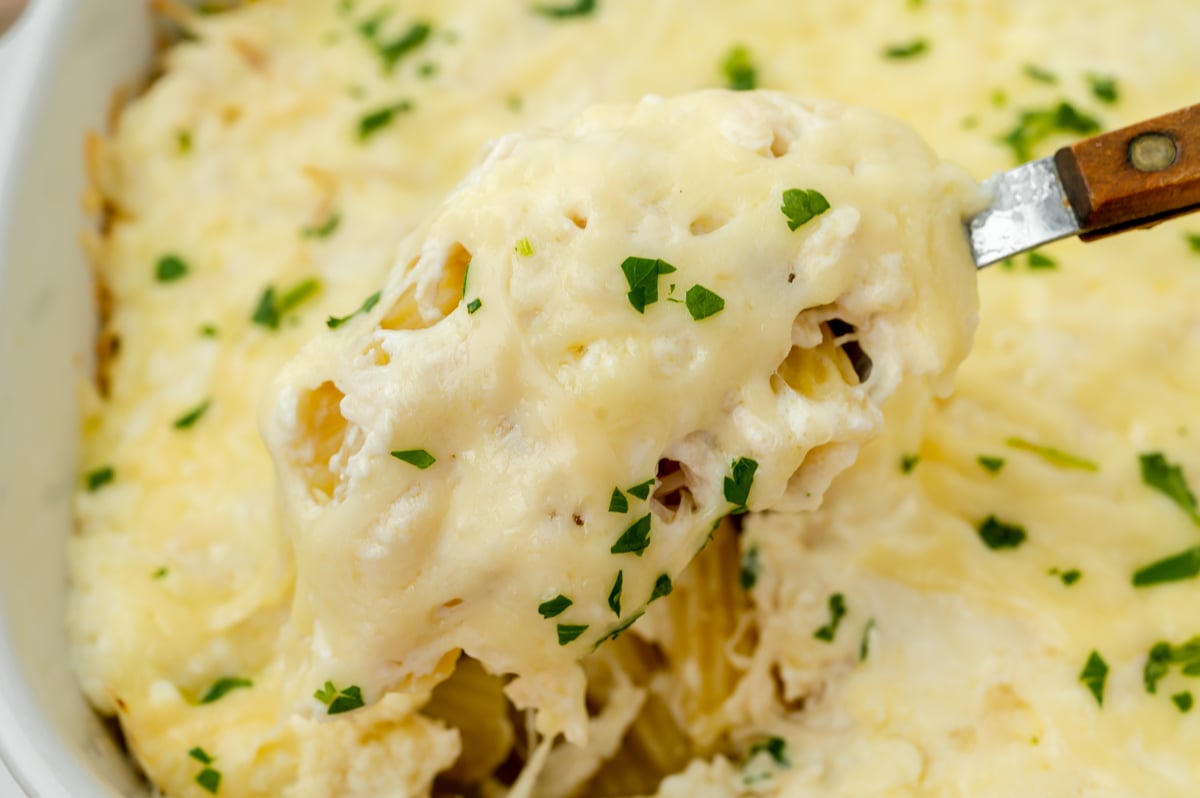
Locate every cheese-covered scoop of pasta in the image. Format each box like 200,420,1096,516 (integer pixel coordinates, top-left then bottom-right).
262,90,981,741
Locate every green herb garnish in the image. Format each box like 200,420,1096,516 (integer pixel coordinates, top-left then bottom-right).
740,544,760,590
327,290,381,329
173,400,211,430
977,456,1006,474
685,284,725,321
1187,234,1200,253
1086,74,1118,104
1145,642,1174,694
557,624,589,645
722,45,756,90
515,237,534,257
152,567,168,579
611,514,652,556
976,515,1026,550
649,573,673,603
358,101,413,140
781,188,831,231
533,0,596,19
155,254,189,283
467,298,482,314
608,571,623,616
747,736,789,767
1132,546,1200,587
813,593,847,642
608,488,628,513
302,212,341,239
1000,101,1101,163
1049,567,1082,586
538,594,572,619
860,618,876,661
724,457,759,513
200,677,252,705
196,769,221,795
595,610,644,648
626,478,654,500
314,681,365,715
1140,452,1200,525
620,256,676,313
883,38,928,59
1023,63,1058,84
252,279,321,330
85,465,114,492
177,130,192,154
1079,650,1108,706
189,747,213,764
1005,437,1097,471
1027,251,1058,270
199,324,218,338
1174,692,1194,713
391,449,436,469
378,23,432,71
900,454,920,474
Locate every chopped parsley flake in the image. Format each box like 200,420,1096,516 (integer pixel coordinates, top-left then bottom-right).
391,449,436,469
649,574,673,603
155,254,189,283
378,23,432,71
900,454,920,474
1140,452,1200,525
977,515,1027,550
252,279,321,330
200,677,252,705
173,400,211,430
466,298,482,314
860,618,876,661
302,212,341,239
596,610,644,648
977,455,1006,474
608,571,623,616
781,188,831,231
533,0,596,19
196,769,221,795
608,488,629,513
724,457,759,513
85,465,114,492
1145,642,1174,693
748,736,790,768
1079,650,1109,706
1187,233,1200,253
418,62,437,77
722,45,757,91
1000,101,1101,164
177,130,192,154
1174,692,1194,713
883,38,928,59
1132,546,1200,587
327,290,382,329
1086,73,1119,104
199,324,218,338
1005,437,1097,471
358,101,413,140
1049,567,1082,586
1023,63,1058,84
611,513,652,556
188,747,213,764
152,567,168,579
557,624,589,645
740,544,760,590
620,256,677,313
685,284,725,321
538,594,572,619
1027,251,1058,270
813,593,847,643
515,237,535,257
626,478,655,500
313,681,365,715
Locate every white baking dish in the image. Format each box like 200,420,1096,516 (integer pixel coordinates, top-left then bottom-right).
0,1,152,795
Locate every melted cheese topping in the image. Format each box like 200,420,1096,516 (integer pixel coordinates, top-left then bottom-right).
68,0,1200,796
261,90,978,741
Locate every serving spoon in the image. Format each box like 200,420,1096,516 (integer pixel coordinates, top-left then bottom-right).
968,102,1200,266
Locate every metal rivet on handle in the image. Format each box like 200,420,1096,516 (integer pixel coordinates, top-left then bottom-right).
1128,132,1178,172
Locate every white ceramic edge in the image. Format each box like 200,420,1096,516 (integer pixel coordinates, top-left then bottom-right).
0,1,101,796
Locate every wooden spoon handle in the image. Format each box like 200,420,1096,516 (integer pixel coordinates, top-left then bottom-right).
1054,103,1200,241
